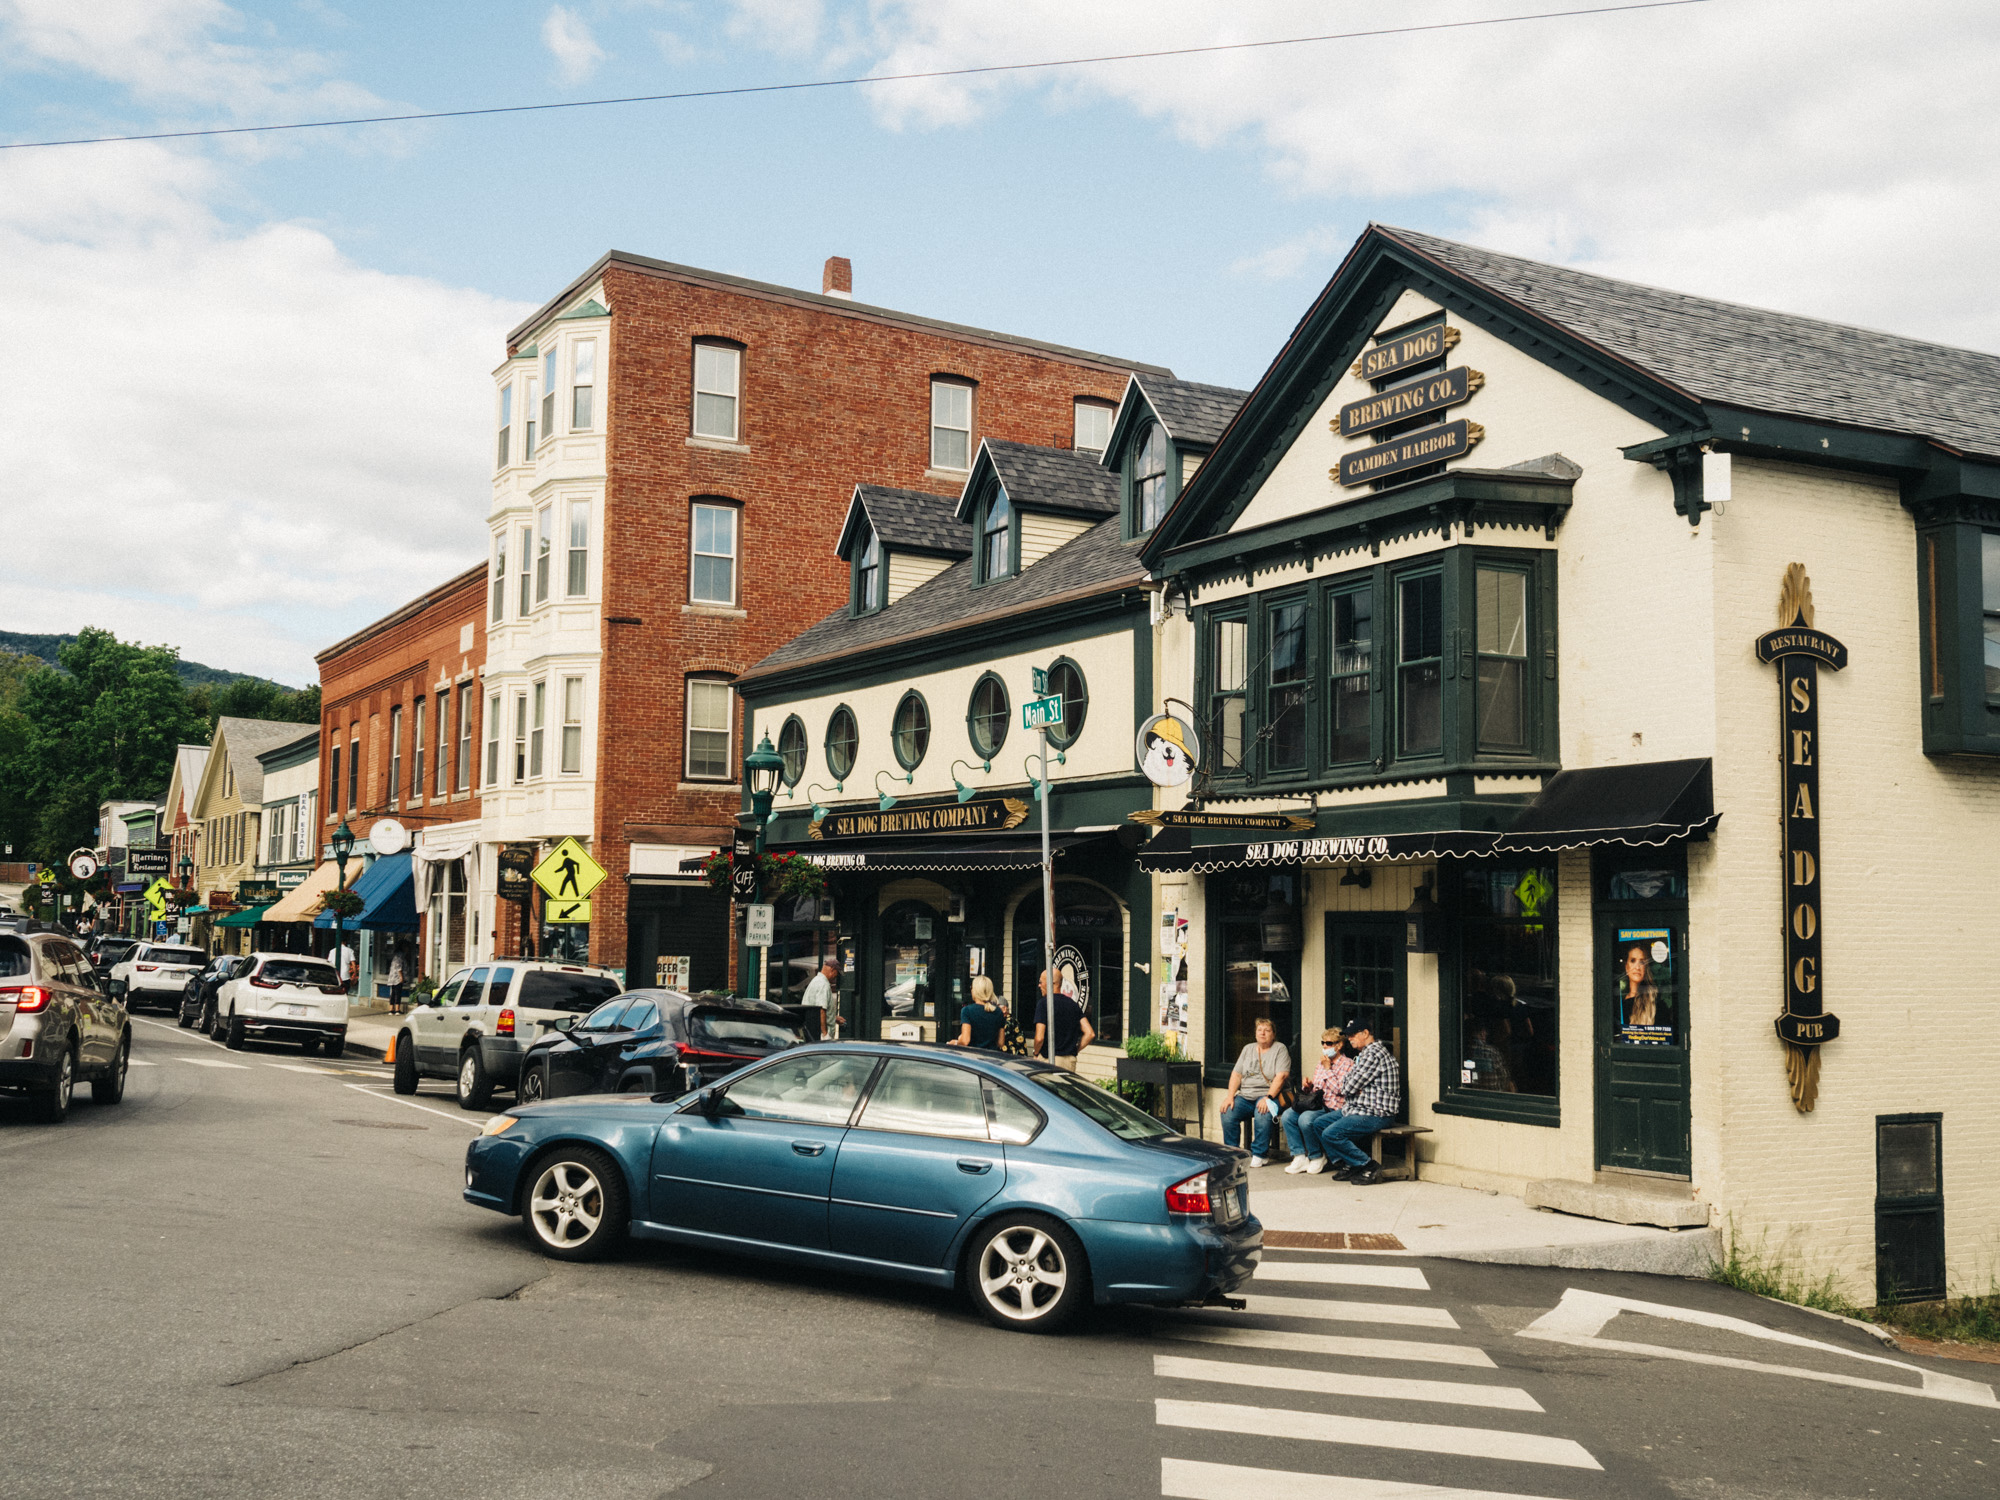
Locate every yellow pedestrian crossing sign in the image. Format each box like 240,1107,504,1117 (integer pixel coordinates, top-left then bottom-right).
547,899,592,924
531,837,606,903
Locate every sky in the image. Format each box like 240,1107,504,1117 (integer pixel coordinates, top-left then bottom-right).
5,0,1999,686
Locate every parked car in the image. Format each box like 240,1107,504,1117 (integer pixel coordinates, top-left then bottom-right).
463,1042,1262,1332
180,955,251,1032
517,991,804,1105
0,929,131,1122
108,941,209,1013
88,935,139,979
393,958,623,1110
214,952,348,1055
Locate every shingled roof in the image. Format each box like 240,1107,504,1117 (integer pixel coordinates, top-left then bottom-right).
955,440,1120,524
1379,225,2000,460
837,485,970,562
1133,375,1249,448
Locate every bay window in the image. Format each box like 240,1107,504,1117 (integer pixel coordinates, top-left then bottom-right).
571,340,595,430
529,681,546,778
512,693,528,783
541,347,558,440
1211,615,1247,774
496,385,512,470
524,377,538,452
567,500,591,597
490,535,506,622
516,526,532,616
485,694,502,786
535,507,551,605
560,676,583,774
1328,584,1372,765
1265,598,1308,773
1917,519,2000,755
1397,572,1443,757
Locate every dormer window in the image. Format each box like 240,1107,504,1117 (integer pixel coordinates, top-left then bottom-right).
1133,421,1170,533
981,489,1013,582
855,527,882,613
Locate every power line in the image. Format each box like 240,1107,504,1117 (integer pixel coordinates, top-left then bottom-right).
2,1,1714,152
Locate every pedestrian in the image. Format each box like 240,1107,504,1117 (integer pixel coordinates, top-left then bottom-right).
337,940,356,995
801,956,842,1041
1314,1022,1402,1185
1218,1017,1292,1165
1280,1026,1351,1174
1032,969,1093,1069
387,946,407,1016
952,974,1007,1049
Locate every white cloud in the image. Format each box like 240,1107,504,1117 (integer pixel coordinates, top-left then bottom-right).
542,5,608,85
804,0,2000,354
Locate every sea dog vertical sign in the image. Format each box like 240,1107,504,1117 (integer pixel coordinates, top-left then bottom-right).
1755,565,1848,1112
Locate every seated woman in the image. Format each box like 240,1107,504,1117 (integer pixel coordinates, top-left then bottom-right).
1280,1026,1352,1175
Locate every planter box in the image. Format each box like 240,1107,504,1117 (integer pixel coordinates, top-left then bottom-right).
1115,1057,1204,1137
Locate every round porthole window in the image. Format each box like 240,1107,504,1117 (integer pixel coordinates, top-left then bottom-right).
893,692,930,770
967,673,1009,760
778,715,807,787
825,706,858,782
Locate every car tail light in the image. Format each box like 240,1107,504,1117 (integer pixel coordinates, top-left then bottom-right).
1165,1172,1212,1216
251,975,279,989
3,986,51,1013
497,1008,515,1036
320,984,345,995
138,963,157,972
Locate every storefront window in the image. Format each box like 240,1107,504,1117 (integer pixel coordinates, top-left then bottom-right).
1454,863,1558,1100
1213,871,1300,1073
1014,880,1125,1047
764,896,842,1005
882,901,939,1027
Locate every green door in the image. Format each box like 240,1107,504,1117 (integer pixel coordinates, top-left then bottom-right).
1323,915,1408,1120
1593,855,1691,1176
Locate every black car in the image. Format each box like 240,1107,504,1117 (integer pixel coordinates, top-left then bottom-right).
180,955,249,1033
87,936,138,980
517,990,805,1103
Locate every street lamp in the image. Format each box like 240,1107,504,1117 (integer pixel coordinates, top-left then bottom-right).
177,852,193,888
743,733,785,851
330,819,356,994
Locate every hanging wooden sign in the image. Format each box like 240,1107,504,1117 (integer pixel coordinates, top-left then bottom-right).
1335,419,1485,487
1352,323,1461,382
1336,367,1485,438
809,796,1030,841
1756,564,1846,1112
1128,809,1314,832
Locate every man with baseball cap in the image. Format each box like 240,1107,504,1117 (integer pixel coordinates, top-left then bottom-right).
1314,1022,1400,1184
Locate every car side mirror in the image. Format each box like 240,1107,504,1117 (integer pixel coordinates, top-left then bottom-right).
106,978,128,998
698,1087,724,1117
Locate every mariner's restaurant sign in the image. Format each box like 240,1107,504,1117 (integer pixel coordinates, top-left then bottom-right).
810,796,1030,841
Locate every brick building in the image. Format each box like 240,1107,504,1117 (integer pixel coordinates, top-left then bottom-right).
314,562,487,995
484,251,1169,988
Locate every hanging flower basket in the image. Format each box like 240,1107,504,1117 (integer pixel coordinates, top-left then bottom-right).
700,849,827,902
320,888,365,919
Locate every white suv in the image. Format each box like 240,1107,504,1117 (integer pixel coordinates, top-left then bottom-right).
109,942,209,1013
393,959,623,1109
216,951,349,1055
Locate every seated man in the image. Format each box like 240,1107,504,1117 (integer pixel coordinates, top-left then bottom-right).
1218,1017,1291,1166
1314,1022,1400,1185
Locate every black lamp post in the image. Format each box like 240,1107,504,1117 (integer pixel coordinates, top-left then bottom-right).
330,819,356,994
177,852,193,889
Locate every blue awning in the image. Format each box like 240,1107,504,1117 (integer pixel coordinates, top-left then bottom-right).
314,851,418,932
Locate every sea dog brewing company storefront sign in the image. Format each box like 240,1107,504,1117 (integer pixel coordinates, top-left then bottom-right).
809,796,1031,841
1756,565,1847,1112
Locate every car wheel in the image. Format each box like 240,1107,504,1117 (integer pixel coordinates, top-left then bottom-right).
967,1214,1088,1334
200,1000,216,1037
92,1033,130,1106
457,1046,494,1111
301,1036,322,1057
517,1063,548,1105
225,1012,246,1050
392,1035,418,1095
32,1045,76,1124
177,1002,193,1029
323,1037,345,1060
521,1148,627,1261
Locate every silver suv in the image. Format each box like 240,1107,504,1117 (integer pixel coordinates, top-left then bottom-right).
392,958,623,1109
0,931,131,1122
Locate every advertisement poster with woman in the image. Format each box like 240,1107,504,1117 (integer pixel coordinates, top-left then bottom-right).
1615,929,1677,1045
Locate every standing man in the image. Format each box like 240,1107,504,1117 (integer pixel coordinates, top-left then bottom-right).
337,939,357,997
802,957,842,1041
1315,1022,1401,1185
1033,969,1093,1069
1219,1017,1292,1166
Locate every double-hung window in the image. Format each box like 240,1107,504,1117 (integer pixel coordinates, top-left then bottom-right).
524,377,539,452
434,691,450,796
1073,399,1113,456
387,705,403,808
560,677,583,774
981,490,1012,582
411,699,425,800
1132,421,1169,534
516,527,533,616
855,526,881,613
534,508,551,605
1396,571,1444,757
1327,584,1373,766
1918,522,2000,754
456,684,474,791
931,379,973,471
347,728,359,812
1211,615,1248,774
529,682,546,778
571,340,595,431
566,501,590,597
328,743,341,821
496,385,512,470
687,678,733,781
1475,566,1531,752
693,342,741,441
541,348,558,440
1264,598,1310,774
485,694,502,786
690,502,738,605
490,535,506,622
512,694,529,783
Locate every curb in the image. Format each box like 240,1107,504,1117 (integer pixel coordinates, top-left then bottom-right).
1419,1227,1723,1278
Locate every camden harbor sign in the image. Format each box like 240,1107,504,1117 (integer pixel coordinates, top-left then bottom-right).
809,796,1031,841
1337,420,1485,487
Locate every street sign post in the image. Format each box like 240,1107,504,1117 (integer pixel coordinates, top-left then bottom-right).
547,898,592,924
745,903,775,947
1022,694,1065,731
1031,667,1049,695
529,838,607,903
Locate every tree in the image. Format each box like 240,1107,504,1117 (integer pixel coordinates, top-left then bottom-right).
0,650,44,858
186,677,320,731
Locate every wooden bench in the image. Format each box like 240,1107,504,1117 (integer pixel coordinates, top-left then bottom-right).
1368,1124,1433,1181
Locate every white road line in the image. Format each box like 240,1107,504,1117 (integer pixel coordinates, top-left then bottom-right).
129,1014,230,1051
127,1060,157,1067
1163,1456,1582,1500
1214,1294,1457,1329
1255,1262,1429,1290
1155,1354,1541,1412
176,1058,251,1069
1521,1288,1999,1408
267,1063,341,1075
1162,1324,1494,1368
342,1082,482,1129
1157,1398,1600,1470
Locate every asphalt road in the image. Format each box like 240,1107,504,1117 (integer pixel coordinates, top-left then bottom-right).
4,1014,1996,1500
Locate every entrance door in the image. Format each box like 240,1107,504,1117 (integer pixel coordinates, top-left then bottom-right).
879,900,953,1041
1593,854,1691,1176
1324,916,1408,1118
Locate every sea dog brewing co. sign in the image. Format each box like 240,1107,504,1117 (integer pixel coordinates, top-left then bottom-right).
1755,564,1848,1113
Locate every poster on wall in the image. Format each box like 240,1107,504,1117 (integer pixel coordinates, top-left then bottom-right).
655,955,692,989
1614,928,1676,1045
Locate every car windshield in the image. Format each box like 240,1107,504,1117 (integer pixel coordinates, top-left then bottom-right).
689,1006,804,1050
0,938,28,979
517,970,621,1013
1024,1068,1173,1141
263,960,336,986
148,947,206,966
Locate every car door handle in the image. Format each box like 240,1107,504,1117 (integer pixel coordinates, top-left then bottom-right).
957,1159,994,1175
791,1140,826,1157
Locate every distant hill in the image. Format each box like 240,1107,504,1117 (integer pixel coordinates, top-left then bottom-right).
0,631,288,689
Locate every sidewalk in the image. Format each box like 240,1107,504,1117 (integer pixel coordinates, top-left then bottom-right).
1245,1164,1721,1277
343,1001,398,1059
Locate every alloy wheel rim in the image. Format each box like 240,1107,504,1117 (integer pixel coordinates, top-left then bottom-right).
460,1055,476,1094
56,1052,73,1108
528,1161,603,1246
522,1072,543,1102
978,1226,1067,1321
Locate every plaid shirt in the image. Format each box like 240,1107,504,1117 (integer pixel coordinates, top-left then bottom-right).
1339,1041,1401,1118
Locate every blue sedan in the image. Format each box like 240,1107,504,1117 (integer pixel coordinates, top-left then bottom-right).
463,1041,1262,1332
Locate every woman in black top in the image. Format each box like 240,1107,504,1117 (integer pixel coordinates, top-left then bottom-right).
953,975,1007,1050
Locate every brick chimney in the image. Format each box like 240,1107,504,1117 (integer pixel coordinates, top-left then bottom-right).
822,256,853,299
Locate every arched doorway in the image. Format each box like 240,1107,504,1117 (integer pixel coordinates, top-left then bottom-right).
1011,878,1126,1048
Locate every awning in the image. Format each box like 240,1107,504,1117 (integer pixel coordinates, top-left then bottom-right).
183,905,211,914
1138,826,1497,875
264,860,345,923
412,825,480,907
214,903,275,928
1491,758,1716,854
769,836,1093,874
315,851,417,932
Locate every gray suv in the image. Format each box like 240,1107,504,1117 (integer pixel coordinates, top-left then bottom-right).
0,931,131,1122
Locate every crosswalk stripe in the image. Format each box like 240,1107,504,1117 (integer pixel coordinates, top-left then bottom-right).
1255,1262,1429,1290
176,1058,251,1069
268,1063,339,1075
1154,1354,1541,1412
1163,1456,1585,1500
127,1060,157,1067
1161,1324,1494,1368
1157,1398,1601,1469
1217,1294,1457,1329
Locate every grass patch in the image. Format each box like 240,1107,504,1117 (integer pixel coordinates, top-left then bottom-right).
1878,1294,2000,1346
1709,1223,2000,1347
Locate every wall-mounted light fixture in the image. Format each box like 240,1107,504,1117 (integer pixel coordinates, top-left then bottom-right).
875,769,913,811
949,758,990,803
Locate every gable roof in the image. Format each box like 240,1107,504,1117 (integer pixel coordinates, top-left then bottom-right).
1132,375,1250,448
164,745,209,820
836,485,972,563
203,717,314,812
953,439,1120,524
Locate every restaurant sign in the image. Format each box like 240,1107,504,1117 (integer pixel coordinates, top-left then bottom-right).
1353,323,1461,382
1337,366,1485,438
1336,419,1485,488
809,796,1031,841
1128,809,1314,832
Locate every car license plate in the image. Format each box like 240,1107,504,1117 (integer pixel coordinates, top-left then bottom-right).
1217,1185,1243,1225
286,1003,308,1017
